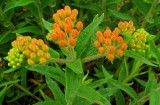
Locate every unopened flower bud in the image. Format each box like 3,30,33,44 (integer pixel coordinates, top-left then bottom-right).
39,57,46,64
98,47,105,54
107,54,114,61
60,40,67,47
76,21,83,31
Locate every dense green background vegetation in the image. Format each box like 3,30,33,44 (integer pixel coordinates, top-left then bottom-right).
0,0,160,105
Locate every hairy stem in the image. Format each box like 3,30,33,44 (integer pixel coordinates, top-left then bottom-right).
82,54,106,63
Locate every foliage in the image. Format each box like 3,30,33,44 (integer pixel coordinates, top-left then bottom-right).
0,0,160,105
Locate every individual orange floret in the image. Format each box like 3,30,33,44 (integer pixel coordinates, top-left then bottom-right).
57,9,66,19
121,43,128,50
107,54,114,61
42,45,49,52
94,40,101,48
37,50,44,57
64,5,71,16
58,20,66,29
31,38,38,44
99,36,105,44
24,49,31,57
69,38,76,46
111,35,117,41
108,46,115,53
58,31,65,39
65,24,72,33
30,52,36,59
29,44,39,52
105,38,112,45
39,57,46,64
71,29,79,38
116,49,124,57
52,14,59,22
76,21,83,31
117,36,123,44
27,58,34,65
52,23,60,29
37,39,44,46
96,31,103,38
60,40,67,47
104,28,111,38
98,47,105,54
44,52,50,59
51,32,58,41
112,29,119,36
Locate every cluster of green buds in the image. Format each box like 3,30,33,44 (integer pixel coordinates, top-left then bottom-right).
5,48,24,68
116,21,136,37
94,27,128,62
130,28,149,55
46,5,83,48
5,36,50,68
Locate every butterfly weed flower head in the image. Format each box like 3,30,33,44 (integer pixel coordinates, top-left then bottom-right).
94,27,128,62
5,36,50,68
46,5,83,48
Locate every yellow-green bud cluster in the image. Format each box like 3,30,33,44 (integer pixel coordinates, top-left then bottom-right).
117,21,136,36
130,28,149,55
6,36,51,68
5,48,24,68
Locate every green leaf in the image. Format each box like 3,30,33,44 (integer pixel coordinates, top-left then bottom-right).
12,26,42,35
66,58,83,74
102,66,111,78
34,100,59,105
4,0,35,12
145,70,157,94
48,47,60,58
77,86,111,105
65,69,83,104
42,18,52,31
88,77,112,89
75,14,104,58
108,9,139,27
132,0,149,16
72,3,101,11
73,96,91,105
0,31,16,45
46,77,66,105
149,89,160,105
118,58,129,82
115,90,126,105
134,78,146,87
146,16,160,29
0,86,8,105
149,40,160,67
110,79,138,100
124,50,157,66
39,90,52,101
25,65,65,85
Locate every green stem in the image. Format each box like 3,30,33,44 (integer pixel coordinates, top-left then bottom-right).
123,60,143,83
15,84,42,102
102,0,107,21
49,58,74,63
141,0,159,28
36,0,49,44
81,54,106,63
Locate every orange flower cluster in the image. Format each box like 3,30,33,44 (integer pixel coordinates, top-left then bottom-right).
6,36,50,68
130,28,149,55
94,28,128,61
47,5,83,47
24,38,50,65
117,21,136,36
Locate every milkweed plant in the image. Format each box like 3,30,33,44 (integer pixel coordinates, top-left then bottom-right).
1,1,160,105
